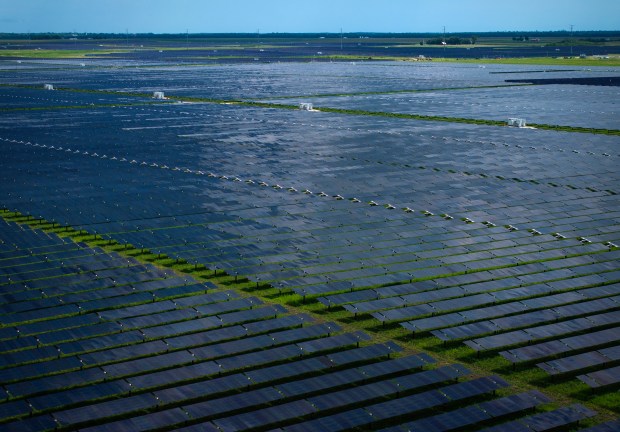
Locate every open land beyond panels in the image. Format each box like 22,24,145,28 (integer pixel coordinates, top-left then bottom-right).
0,34,619,431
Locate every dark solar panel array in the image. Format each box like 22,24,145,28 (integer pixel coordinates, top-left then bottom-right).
3,221,595,431
538,345,620,376
579,419,620,432
1,59,618,429
479,404,597,432
577,364,620,388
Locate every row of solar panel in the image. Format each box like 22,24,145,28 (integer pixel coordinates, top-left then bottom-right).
3,116,616,211
3,156,616,284
2,82,616,428
373,274,620,325
91,209,618,281
3,199,616,304
6,139,612,215
335,259,619,315
7,170,614,251
432,293,620,341
401,284,619,334
0,218,601,432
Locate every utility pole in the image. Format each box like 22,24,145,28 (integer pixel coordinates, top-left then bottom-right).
570,24,574,56
186,29,189,50
340,28,343,50
443,26,446,56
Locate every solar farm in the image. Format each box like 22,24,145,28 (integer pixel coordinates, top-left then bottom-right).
1,38,619,431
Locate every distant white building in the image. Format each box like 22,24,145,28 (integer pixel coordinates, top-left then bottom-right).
153,91,165,99
44,84,54,90
508,117,526,128
299,102,313,111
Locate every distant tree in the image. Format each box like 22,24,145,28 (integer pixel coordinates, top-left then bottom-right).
426,38,443,45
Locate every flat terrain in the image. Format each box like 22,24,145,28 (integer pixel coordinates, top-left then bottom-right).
0,37,619,431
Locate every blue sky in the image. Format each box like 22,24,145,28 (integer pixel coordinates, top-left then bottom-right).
1,0,618,33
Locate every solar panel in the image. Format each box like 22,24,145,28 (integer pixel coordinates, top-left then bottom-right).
0,295,62,314
53,393,158,427
1,303,80,325
118,309,196,330
102,350,195,379
578,364,620,388
0,335,38,352
325,342,401,367
500,327,620,364
0,355,82,384
310,379,399,411
0,345,60,369
433,321,501,341
141,315,222,340
77,408,190,432
577,419,620,432
372,304,434,323
297,331,370,354
243,314,311,334
194,296,261,316
439,375,508,400
221,399,305,432
243,357,322,386
29,380,131,412
465,316,610,352
392,403,491,431
79,339,166,366
0,414,58,432
97,299,178,321
283,407,374,432
480,404,597,432
172,290,238,307
537,345,620,376
286,374,502,432
184,386,284,424
163,421,220,432
126,361,222,392
401,312,466,333
0,399,31,422
58,331,144,355
215,344,302,373
6,364,105,398
79,292,152,314
9,313,100,336
217,304,287,325
153,282,211,299
430,286,615,337
317,289,378,307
